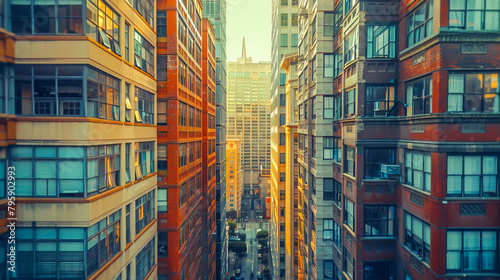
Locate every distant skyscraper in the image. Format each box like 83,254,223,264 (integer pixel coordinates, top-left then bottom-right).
202,0,229,278
227,40,271,198
269,0,299,278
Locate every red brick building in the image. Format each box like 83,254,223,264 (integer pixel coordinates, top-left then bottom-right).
157,0,214,279
324,0,500,279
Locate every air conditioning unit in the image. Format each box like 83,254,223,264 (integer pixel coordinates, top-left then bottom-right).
374,101,381,111
381,164,401,176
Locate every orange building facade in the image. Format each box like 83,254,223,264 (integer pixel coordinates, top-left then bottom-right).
157,0,215,279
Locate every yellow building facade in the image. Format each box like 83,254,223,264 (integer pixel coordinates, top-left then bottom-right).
226,139,243,218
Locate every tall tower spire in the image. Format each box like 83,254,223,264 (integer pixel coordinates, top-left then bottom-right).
241,37,246,59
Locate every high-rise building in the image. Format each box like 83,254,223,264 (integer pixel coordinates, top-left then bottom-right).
157,0,215,279
295,0,336,279
202,1,229,278
226,139,243,218
269,0,299,279
1,0,158,278
297,0,500,279
280,52,301,280
227,40,271,200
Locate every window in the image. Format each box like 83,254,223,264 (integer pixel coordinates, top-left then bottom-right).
292,0,298,5
345,147,355,176
179,102,187,126
449,0,500,30
280,34,288,47
158,188,167,212
334,52,343,77
364,262,395,280
126,204,131,243
333,222,342,249
343,247,355,280
157,55,167,81
133,0,154,28
312,16,317,38
279,133,286,145
135,142,154,179
157,11,166,37
10,146,87,197
280,73,287,86
311,56,317,81
323,95,341,119
323,219,334,240
281,13,288,26
88,0,121,54
135,190,155,234
334,3,343,34
16,227,85,279
136,238,155,280
324,54,335,78
324,12,334,36
280,94,286,107
280,172,285,183
344,198,355,230
366,86,395,117
405,212,431,264
11,65,86,116
88,213,123,277
364,148,395,179
448,72,499,113
291,34,299,47
405,151,432,192
125,23,130,61
87,67,120,120
446,230,497,273
324,137,341,162
345,88,356,117
134,30,155,76
406,0,434,47
280,114,286,126
11,0,84,35
281,0,287,5
323,178,335,201
87,144,120,195
280,153,286,164
158,232,168,257
344,29,358,63
406,77,433,115
447,155,498,197
364,205,395,236
135,87,154,124
292,13,299,26
179,143,187,167
367,26,396,58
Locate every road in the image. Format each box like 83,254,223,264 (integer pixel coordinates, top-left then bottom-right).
236,221,271,280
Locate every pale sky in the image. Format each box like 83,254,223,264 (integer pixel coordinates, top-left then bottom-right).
226,0,272,62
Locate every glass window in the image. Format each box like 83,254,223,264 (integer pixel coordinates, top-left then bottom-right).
158,231,168,257
323,137,341,162
323,219,334,240
364,262,395,280
364,205,395,236
447,230,497,273
135,87,154,124
280,34,288,47
281,13,288,26
87,144,120,195
334,3,343,34
406,76,433,115
345,88,356,117
448,72,499,113
87,67,120,120
344,29,358,63
280,73,287,86
324,12,334,36
134,142,154,180
87,211,121,276
136,237,155,279
87,0,120,54
134,30,155,76
343,246,355,279
367,25,396,58
344,198,355,230
406,0,434,47
133,0,154,28
405,151,432,192
405,212,431,264
158,188,167,212
447,155,498,197
345,147,355,176
135,190,155,234
364,148,395,179
449,0,500,30
324,54,334,78
366,86,395,117
125,23,130,61
291,34,299,47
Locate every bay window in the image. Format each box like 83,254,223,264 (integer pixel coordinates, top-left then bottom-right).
88,67,120,120
344,29,358,63
406,0,434,47
447,155,498,197
447,230,497,273
405,212,431,264
364,148,395,179
405,151,431,192
367,25,396,58
448,72,499,113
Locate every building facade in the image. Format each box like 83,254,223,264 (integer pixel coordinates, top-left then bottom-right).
157,0,213,279
270,0,300,279
227,41,272,199
296,0,500,280
1,0,159,278
226,139,243,218
201,1,229,278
